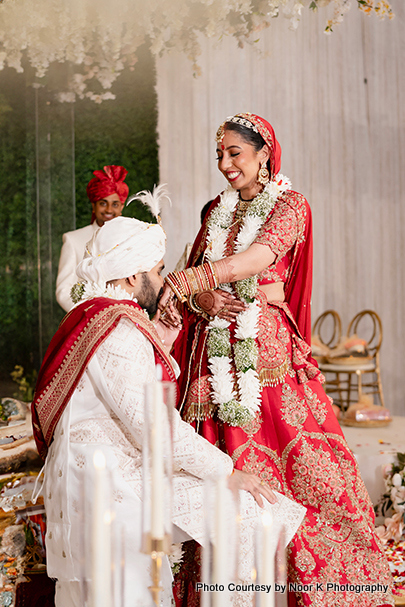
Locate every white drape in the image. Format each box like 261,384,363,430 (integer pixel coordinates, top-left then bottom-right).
156,3,405,415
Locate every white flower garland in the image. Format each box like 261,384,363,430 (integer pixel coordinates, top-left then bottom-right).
205,175,291,426
70,281,137,306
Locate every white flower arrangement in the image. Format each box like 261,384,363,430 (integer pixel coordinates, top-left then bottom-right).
0,0,393,102
375,453,405,544
168,542,184,576
70,281,137,306
204,176,290,426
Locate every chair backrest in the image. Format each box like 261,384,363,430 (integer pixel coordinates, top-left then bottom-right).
347,310,383,357
312,310,342,348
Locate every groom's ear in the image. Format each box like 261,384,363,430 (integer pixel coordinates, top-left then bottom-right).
126,274,139,287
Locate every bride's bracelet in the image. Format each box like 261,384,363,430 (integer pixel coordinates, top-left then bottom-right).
165,262,219,302
186,295,212,320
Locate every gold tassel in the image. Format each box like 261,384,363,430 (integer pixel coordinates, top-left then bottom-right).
259,359,289,387
183,401,217,423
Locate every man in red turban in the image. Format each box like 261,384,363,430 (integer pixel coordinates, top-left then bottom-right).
86,165,129,225
56,165,129,312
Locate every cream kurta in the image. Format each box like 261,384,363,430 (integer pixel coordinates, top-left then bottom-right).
55,222,99,312
40,316,305,607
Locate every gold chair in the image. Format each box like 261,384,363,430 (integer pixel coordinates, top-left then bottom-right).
312,309,342,354
312,310,344,404
319,310,385,411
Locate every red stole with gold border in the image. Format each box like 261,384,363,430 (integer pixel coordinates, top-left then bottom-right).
32,298,176,460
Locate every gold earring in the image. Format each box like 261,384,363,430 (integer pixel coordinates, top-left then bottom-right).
258,161,270,186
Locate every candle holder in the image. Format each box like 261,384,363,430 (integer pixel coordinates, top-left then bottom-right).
145,537,171,606
142,373,174,605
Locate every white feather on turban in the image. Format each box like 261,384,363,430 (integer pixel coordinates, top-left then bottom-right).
76,216,166,286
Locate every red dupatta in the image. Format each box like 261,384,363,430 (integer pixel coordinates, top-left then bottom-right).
32,298,177,460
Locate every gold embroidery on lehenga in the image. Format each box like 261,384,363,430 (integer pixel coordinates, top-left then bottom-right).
290,440,345,507
240,448,282,491
280,383,309,427
259,360,290,387
240,413,262,436
295,548,316,573
302,383,328,425
184,192,394,606
182,375,215,423
257,304,290,385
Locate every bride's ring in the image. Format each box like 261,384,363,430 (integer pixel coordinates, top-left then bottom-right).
222,306,228,314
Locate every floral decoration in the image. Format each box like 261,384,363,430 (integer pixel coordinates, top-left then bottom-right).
375,453,405,544
168,542,184,575
70,281,137,306
0,0,394,102
205,175,290,426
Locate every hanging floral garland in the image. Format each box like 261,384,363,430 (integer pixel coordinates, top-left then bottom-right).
0,0,393,102
205,175,291,426
70,281,138,306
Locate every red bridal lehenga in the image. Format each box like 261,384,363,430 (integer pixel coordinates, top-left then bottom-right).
172,186,393,607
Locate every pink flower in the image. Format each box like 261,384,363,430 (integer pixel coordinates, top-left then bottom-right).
375,525,393,545
382,463,393,478
385,512,404,542
376,511,404,544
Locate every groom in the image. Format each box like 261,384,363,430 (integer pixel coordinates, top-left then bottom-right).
32,215,303,606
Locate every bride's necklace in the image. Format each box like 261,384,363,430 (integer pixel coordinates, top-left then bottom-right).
234,197,250,221
204,174,291,427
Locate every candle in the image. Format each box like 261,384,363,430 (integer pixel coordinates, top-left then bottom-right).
151,371,165,539
276,526,287,607
213,475,228,607
92,450,111,607
261,511,274,607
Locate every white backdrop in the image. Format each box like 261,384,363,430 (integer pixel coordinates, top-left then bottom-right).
156,3,405,415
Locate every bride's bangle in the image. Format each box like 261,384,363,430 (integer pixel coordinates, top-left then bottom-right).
187,295,204,314
186,295,212,320
165,262,219,302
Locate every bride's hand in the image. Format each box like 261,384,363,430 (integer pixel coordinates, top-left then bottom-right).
156,283,182,329
228,470,277,508
195,289,246,321
154,300,182,348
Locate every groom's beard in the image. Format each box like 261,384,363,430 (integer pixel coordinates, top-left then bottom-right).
138,274,163,317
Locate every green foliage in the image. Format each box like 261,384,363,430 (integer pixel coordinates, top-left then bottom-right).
10,365,37,403
0,45,158,380
0,93,12,127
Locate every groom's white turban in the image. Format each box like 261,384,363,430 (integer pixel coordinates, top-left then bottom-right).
76,216,166,285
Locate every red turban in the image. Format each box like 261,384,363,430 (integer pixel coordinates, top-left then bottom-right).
86,165,129,205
